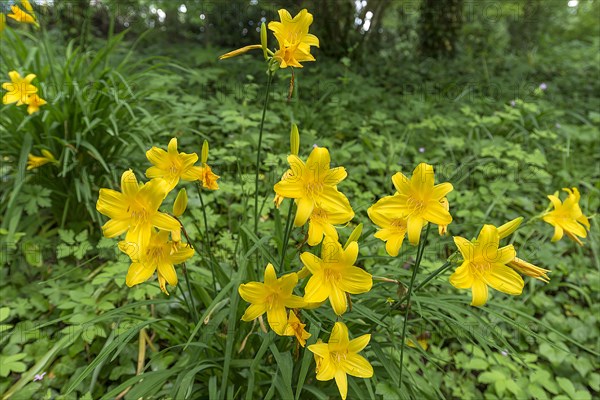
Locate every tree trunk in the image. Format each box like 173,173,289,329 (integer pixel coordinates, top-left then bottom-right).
418,0,464,58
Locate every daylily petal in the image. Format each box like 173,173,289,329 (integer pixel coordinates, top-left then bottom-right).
334,370,348,400
238,282,266,303
120,170,139,197
315,357,336,381
449,262,473,289
241,303,266,321
300,252,322,274
391,172,411,194
329,322,350,352
267,305,288,335
422,201,452,225
338,266,372,294
158,263,177,286
410,163,435,191
454,236,475,261
431,182,454,200
101,218,129,238
294,197,314,227
342,353,374,378
407,216,424,245
307,219,325,246
348,334,371,353
126,262,155,287
264,263,278,286
471,280,488,306
484,264,524,295
150,212,180,232
304,273,329,303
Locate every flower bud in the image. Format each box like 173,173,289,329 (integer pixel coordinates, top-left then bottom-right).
218,44,262,60
173,188,188,217
290,123,299,156
344,223,363,249
201,140,209,164
261,21,268,60
497,217,523,239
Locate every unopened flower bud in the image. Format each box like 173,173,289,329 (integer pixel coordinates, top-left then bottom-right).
173,188,188,217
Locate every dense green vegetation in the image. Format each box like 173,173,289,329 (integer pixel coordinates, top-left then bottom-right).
1,1,598,399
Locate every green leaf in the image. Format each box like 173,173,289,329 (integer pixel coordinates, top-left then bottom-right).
528,384,548,399
556,377,577,399
0,353,27,377
465,358,489,370
0,307,10,322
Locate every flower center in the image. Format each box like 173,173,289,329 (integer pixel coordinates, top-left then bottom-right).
312,208,328,221
473,262,493,276
147,245,165,261
265,293,280,311
304,181,324,198
130,207,149,224
323,268,341,284
407,196,426,216
331,351,347,365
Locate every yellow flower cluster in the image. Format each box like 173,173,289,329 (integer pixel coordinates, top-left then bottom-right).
225,8,593,400
2,71,47,114
240,137,373,399
96,138,219,294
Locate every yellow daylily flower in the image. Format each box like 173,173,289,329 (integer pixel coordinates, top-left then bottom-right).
274,146,349,227
27,149,57,170
543,187,590,246
7,3,38,27
268,9,319,68
307,200,354,246
300,236,372,315
369,163,453,246
195,164,220,190
25,93,46,114
307,322,373,400
238,263,306,335
368,208,417,257
2,71,38,106
283,310,311,347
194,140,220,190
449,225,523,306
146,138,199,191
96,170,180,250
119,230,194,294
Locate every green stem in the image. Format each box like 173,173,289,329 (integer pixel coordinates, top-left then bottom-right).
176,281,191,316
254,70,274,236
182,263,199,323
279,200,295,270
398,224,430,389
196,183,218,294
